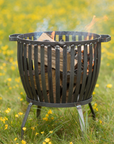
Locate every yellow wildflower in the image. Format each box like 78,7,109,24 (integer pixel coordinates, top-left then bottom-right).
48,109,52,114
49,131,53,133
20,98,23,101
51,117,54,120
7,78,12,82
22,127,26,131
0,0,4,6
45,114,49,117
0,66,3,69
0,73,3,76
9,87,12,90
96,108,98,111
44,138,50,142
94,103,97,107
16,84,19,87
35,132,39,136
15,78,20,83
107,84,112,88
41,131,44,134
5,108,11,113
43,117,48,121
14,138,17,141
106,63,110,66
92,91,95,95
99,120,102,124
95,84,99,87
48,142,52,144
43,142,46,144
9,58,13,62
1,45,8,50
20,92,23,95
4,124,8,130
31,127,35,130
21,140,26,144
70,142,73,144
18,112,23,115
3,63,6,66
0,97,2,100
11,66,15,70
15,114,19,118
4,117,8,121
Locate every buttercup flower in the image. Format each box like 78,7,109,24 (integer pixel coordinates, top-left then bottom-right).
44,138,50,142
48,110,52,114
14,138,17,141
95,84,99,87
21,140,26,144
107,84,112,88
41,131,44,134
35,132,39,136
4,124,8,130
49,131,53,134
22,127,26,131
18,112,23,115
15,114,19,118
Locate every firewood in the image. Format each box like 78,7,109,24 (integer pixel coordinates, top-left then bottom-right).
26,33,78,72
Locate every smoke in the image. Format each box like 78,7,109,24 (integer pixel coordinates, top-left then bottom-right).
36,18,49,32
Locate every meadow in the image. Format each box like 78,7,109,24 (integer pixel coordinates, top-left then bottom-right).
0,0,114,143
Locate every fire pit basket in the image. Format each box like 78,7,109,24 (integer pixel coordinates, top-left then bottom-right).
9,31,111,138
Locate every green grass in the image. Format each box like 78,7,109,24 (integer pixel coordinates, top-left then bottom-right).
0,0,114,143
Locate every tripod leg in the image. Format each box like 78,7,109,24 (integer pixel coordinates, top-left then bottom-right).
77,105,85,133
21,102,32,139
37,106,41,118
88,103,96,120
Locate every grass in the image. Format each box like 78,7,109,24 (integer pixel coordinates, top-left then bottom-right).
0,0,114,143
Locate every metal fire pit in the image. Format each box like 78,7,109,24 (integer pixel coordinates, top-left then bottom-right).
9,31,111,138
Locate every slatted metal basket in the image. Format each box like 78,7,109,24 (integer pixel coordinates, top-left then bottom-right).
9,31,111,138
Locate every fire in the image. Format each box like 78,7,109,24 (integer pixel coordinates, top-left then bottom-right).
51,31,55,40
85,15,96,32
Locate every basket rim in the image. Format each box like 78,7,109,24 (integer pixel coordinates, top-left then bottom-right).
17,31,101,47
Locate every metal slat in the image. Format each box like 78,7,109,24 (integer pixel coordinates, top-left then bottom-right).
79,44,87,101
40,45,48,102
73,45,81,102
72,35,76,41
47,45,54,103
84,43,93,99
34,45,43,102
87,43,97,97
23,43,33,99
59,34,62,41
79,35,82,41
66,35,70,52
18,42,31,99
62,45,67,103
89,42,101,97
68,45,75,102
28,44,38,101
56,45,60,103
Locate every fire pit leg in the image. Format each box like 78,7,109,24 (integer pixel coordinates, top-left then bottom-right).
88,103,96,120
21,102,32,139
77,105,85,133
37,106,41,118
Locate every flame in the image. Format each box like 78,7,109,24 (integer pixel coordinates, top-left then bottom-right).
85,15,96,32
51,31,55,40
